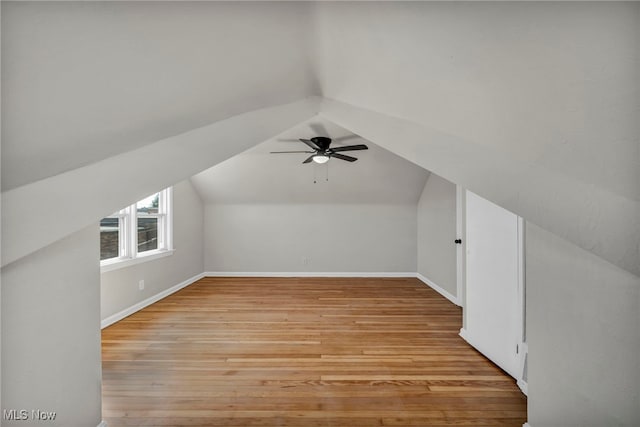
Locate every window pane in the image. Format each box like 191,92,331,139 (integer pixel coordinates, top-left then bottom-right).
138,217,158,253
100,218,119,260
137,193,160,215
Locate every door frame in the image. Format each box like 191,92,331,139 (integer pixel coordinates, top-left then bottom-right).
455,185,465,314
516,216,528,395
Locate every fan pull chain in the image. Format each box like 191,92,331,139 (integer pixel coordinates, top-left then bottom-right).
312,161,330,184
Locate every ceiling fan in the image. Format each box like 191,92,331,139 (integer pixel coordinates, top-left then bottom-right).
270,123,368,164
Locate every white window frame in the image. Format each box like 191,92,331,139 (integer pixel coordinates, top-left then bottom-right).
100,187,173,273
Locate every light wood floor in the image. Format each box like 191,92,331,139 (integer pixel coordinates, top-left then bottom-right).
102,277,527,426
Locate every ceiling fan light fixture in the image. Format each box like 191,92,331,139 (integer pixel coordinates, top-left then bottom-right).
271,133,367,164
312,154,329,164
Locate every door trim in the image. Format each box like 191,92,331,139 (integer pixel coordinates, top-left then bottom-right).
455,185,465,310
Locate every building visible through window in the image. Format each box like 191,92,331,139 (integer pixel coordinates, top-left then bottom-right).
137,193,160,253
100,217,120,260
100,187,172,266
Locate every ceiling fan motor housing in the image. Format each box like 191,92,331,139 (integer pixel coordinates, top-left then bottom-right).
310,136,332,151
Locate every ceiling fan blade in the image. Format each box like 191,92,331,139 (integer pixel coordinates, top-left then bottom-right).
270,151,315,154
309,122,330,137
331,153,358,162
300,138,320,150
277,138,303,143
303,155,315,164
330,144,369,152
332,134,359,143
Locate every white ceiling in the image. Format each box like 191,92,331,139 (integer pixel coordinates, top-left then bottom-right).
190,118,429,204
2,2,638,274
315,2,639,203
4,1,636,200
1,2,316,190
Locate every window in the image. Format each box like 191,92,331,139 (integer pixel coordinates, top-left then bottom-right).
100,187,173,271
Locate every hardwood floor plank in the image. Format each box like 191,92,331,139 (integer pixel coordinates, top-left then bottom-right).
102,277,526,426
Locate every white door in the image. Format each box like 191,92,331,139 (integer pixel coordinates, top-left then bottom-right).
463,190,521,378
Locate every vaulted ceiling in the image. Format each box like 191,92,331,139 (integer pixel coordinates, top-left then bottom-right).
1,1,316,191
2,2,638,275
191,118,429,205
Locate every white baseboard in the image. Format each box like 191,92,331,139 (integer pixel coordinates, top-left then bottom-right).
517,378,528,396
101,272,205,329
204,271,416,278
517,341,529,396
100,271,453,329
459,327,468,341
460,327,523,382
206,272,461,307
416,273,461,306
97,421,108,427
523,423,531,427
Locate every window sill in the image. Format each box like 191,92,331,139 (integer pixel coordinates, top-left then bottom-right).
100,249,175,274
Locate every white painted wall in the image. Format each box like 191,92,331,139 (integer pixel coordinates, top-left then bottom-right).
1,225,102,427
204,203,416,273
526,223,640,426
416,173,457,296
2,97,320,268
316,2,640,277
101,180,204,321
1,3,638,425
